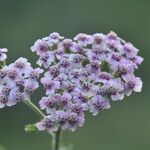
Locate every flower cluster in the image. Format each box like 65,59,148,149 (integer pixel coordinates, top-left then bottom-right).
31,32,143,132
0,57,43,108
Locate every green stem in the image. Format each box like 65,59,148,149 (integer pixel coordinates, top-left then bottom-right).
23,100,55,138
52,128,61,150
23,100,61,148
23,100,45,118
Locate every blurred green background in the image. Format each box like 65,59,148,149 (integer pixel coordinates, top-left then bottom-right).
0,0,149,150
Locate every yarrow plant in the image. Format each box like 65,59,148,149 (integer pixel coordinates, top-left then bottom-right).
0,31,143,150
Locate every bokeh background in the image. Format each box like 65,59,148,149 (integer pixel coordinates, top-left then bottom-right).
0,0,149,150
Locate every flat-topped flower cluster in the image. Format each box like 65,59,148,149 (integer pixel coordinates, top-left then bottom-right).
0,57,43,108
0,31,143,132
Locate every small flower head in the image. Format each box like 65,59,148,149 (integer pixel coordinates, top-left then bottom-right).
37,51,55,68
41,77,60,95
66,112,85,131
74,33,93,46
0,48,8,62
36,115,58,132
88,95,110,116
121,42,139,58
101,79,124,101
31,39,48,55
124,74,143,96
49,32,64,44
97,72,113,83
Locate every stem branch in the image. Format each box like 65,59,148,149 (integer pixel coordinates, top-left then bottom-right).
23,100,62,149
23,100,45,118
